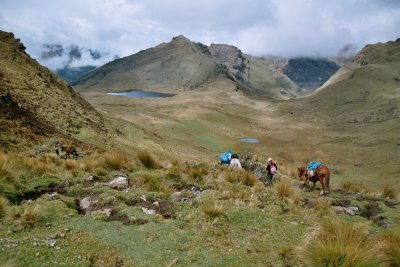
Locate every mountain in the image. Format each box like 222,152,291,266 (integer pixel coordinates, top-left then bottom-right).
73,35,305,99
0,31,107,150
282,57,340,90
281,39,400,182
55,65,97,84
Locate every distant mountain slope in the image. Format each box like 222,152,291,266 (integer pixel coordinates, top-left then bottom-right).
283,57,340,91
73,35,228,93
73,36,305,99
291,39,400,180
0,31,107,150
56,65,97,84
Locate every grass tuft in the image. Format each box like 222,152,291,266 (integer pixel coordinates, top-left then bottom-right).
223,169,258,187
273,178,295,200
296,218,376,266
0,196,9,220
137,151,158,169
0,151,16,181
375,231,400,266
340,181,364,194
103,151,128,170
382,186,397,200
201,200,225,218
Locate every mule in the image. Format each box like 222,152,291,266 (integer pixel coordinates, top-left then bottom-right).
61,146,78,160
297,165,330,196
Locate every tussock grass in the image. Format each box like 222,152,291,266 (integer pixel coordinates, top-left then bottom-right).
63,159,80,171
0,196,9,220
10,205,45,227
375,231,400,266
340,181,364,193
138,174,170,195
201,200,225,218
103,151,128,170
94,166,108,176
382,186,397,200
0,151,16,181
313,197,333,217
137,151,158,169
273,177,296,200
82,155,104,172
22,157,53,174
296,218,376,266
223,169,258,187
186,164,209,182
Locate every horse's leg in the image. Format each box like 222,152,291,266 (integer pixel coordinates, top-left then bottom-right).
319,177,325,196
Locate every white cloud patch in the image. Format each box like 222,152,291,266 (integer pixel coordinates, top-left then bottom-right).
0,0,399,70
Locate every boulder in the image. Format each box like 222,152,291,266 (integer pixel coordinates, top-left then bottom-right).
108,176,129,190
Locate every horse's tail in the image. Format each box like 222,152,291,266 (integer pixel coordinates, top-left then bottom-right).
324,166,330,190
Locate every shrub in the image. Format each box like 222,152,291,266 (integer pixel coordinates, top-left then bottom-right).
0,196,9,220
103,151,128,170
137,151,157,169
296,218,376,266
94,166,108,176
382,186,397,200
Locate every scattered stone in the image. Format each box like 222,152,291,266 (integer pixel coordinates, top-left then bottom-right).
171,192,182,202
47,192,59,200
153,201,160,207
289,221,299,225
141,207,156,215
79,197,93,212
343,207,359,216
108,176,129,190
140,195,147,202
45,239,57,247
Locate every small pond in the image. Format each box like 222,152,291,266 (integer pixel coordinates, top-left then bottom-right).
107,89,176,98
239,138,260,143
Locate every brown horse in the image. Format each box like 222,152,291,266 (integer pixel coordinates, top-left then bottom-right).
61,146,78,159
297,165,330,195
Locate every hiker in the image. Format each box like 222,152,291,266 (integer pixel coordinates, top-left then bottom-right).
307,161,322,180
219,149,232,166
229,153,242,169
266,157,278,183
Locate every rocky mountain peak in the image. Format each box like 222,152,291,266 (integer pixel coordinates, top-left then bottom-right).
171,35,191,44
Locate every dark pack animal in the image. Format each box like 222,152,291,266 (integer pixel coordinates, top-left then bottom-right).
61,146,78,159
297,165,330,195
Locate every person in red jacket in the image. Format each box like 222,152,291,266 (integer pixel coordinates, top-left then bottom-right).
266,157,278,183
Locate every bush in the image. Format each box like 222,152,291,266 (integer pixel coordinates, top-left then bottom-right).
137,151,157,169
296,218,376,266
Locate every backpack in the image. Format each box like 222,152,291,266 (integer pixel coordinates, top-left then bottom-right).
219,150,233,164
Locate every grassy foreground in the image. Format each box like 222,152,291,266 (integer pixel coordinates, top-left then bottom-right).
1,149,399,266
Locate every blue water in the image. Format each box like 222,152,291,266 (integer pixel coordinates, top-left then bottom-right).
239,138,259,143
107,89,175,98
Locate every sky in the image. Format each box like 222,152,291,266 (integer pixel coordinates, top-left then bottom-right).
1,0,400,70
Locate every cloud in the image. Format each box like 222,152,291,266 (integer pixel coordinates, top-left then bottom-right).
0,0,399,69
